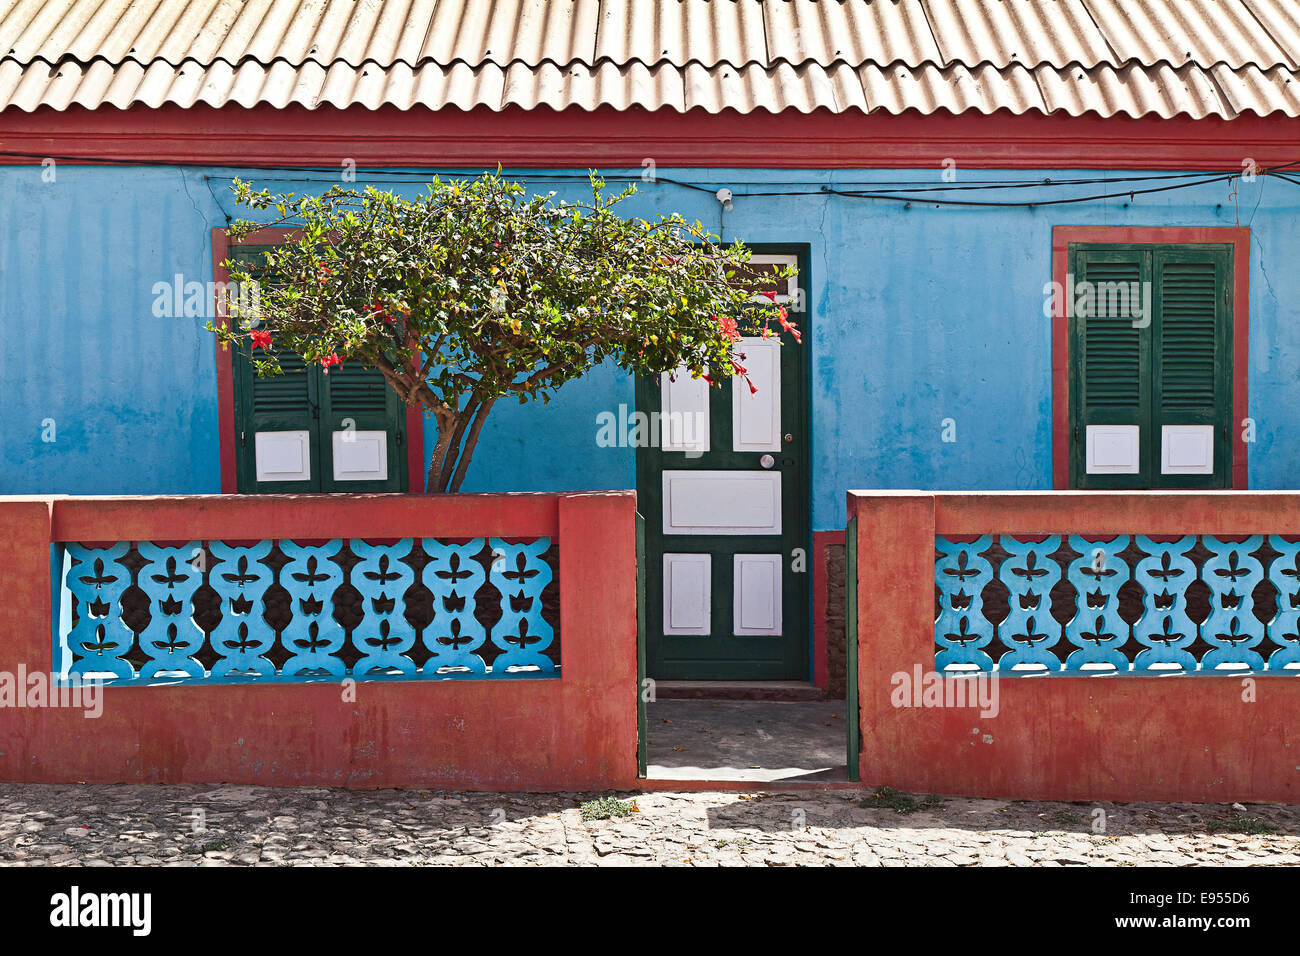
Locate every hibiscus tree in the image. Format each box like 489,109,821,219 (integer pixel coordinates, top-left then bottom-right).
214,172,796,493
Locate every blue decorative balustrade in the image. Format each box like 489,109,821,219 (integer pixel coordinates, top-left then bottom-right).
935,534,1300,674
55,537,557,684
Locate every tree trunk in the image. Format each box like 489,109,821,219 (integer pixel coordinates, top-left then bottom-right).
425,405,459,493
449,398,496,493
424,396,497,493
437,396,480,490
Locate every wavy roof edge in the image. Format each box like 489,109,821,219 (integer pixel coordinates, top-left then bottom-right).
3,0,1300,72
3,55,1298,119
16,104,1298,119
9,52,1300,74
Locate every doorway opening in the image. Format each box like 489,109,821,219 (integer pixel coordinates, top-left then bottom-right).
634,519,857,784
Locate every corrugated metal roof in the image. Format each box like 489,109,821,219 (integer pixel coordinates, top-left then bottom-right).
3,0,1300,116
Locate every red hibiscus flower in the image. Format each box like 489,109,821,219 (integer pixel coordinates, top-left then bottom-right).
747,377,758,395
366,300,396,325
715,314,740,341
320,352,342,373
759,290,778,301
249,329,273,350
775,305,802,343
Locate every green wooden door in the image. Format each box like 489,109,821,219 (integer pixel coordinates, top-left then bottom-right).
1069,242,1232,489
636,249,810,680
229,244,408,493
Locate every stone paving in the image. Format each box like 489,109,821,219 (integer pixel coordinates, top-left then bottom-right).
0,782,1299,865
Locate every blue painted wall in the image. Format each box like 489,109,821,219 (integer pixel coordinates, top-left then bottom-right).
2,164,1297,529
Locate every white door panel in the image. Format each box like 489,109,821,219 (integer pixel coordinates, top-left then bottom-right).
663,553,711,635
662,470,782,535
660,366,710,453
732,337,781,452
734,553,783,636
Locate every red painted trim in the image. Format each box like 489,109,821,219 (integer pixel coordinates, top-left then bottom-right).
213,226,299,494
933,490,1300,535
5,105,1300,169
212,226,426,493
811,529,844,692
211,228,237,494
850,491,1300,802
1051,236,1069,489
51,492,565,541
1233,246,1251,491
5,492,639,790
1050,226,1250,490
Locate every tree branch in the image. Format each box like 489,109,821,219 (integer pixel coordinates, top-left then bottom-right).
439,394,480,490
449,398,496,493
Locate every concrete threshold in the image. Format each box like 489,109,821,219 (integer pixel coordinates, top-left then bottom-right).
645,699,849,784
639,778,862,792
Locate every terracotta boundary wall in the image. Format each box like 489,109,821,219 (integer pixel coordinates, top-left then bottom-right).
849,490,1300,803
0,492,639,790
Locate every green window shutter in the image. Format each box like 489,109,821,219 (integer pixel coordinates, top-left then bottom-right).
1152,247,1231,488
319,362,408,492
1068,242,1233,490
226,243,408,493
234,345,321,492
1069,246,1153,488
229,245,321,493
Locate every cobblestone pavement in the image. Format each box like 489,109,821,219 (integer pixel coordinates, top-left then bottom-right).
1,783,1298,865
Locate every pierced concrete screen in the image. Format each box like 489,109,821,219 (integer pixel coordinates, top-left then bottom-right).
55,537,558,685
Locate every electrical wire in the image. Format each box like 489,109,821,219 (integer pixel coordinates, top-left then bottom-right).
2,149,1299,210
820,172,1239,207
0,148,1284,189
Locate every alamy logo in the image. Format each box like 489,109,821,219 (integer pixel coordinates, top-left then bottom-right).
1043,272,1152,327
0,666,101,718
151,274,261,320
595,403,708,458
49,886,151,936
890,664,1000,718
